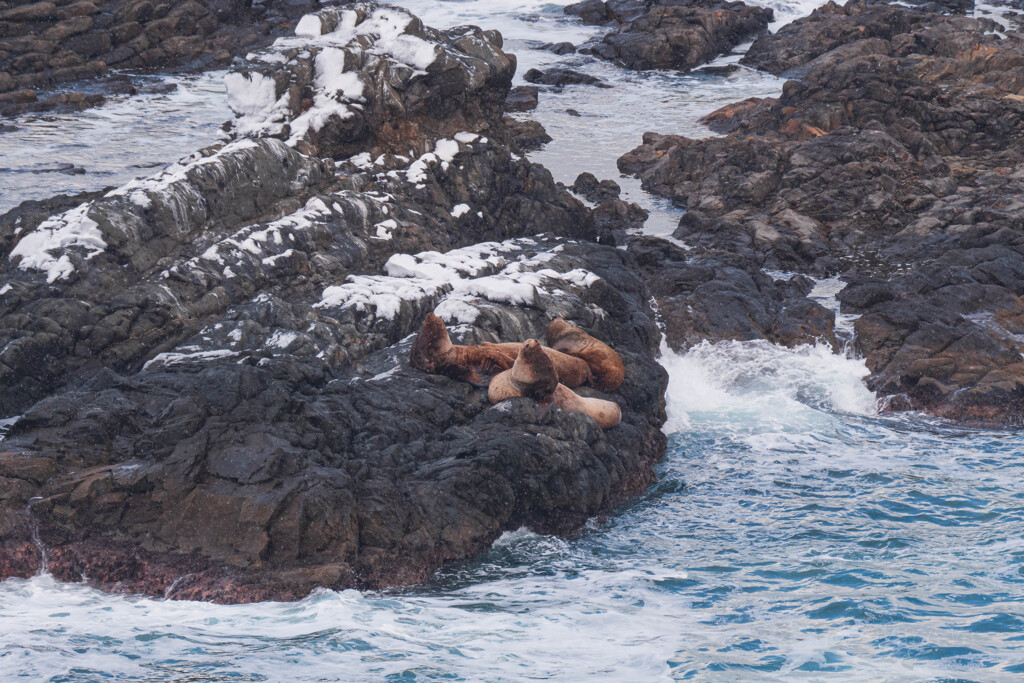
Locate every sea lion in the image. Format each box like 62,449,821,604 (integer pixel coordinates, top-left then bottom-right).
410,313,515,385
481,342,592,388
488,342,621,429
411,314,592,387
488,339,558,403
552,383,622,429
545,318,625,393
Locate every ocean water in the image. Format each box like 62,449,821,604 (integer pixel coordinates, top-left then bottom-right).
4,0,1024,681
0,71,231,215
5,336,1024,680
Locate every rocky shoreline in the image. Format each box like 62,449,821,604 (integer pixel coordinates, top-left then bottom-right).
0,0,322,116
3,0,1024,603
618,0,1024,425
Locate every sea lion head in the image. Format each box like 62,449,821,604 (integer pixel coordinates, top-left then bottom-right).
545,318,573,347
488,338,558,403
410,313,453,372
512,339,558,397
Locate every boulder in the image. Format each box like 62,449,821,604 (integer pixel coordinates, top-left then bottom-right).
569,0,773,71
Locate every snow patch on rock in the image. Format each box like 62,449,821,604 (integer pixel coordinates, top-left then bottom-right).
9,203,107,283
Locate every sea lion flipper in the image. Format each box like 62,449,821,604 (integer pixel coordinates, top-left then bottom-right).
552,383,621,429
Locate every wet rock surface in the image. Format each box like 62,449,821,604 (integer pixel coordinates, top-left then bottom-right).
619,0,1024,424
523,66,606,88
504,84,539,112
0,4,667,601
566,173,649,245
566,0,773,71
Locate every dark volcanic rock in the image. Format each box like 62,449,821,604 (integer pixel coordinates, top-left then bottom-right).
0,4,669,601
629,236,837,350
540,41,578,54
568,0,773,71
505,85,539,112
569,173,648,243
618,0,1024,424
741,1,915,75
523,66,605,87
839,245,1024,425
571,172,622,202
594,198,650,244
0,0,323,116
504,116,553,152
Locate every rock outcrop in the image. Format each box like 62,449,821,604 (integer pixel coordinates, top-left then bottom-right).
629,236,837,350
0,4,668,601
618,0,1024,424
566,0,773,70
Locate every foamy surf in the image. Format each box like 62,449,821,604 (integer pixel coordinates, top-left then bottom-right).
661,338,877,435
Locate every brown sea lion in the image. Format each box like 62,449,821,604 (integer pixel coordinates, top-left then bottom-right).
545,318,625,392
488,339,558,403
552,383,622,429
481,342,592,388
410,313,515,385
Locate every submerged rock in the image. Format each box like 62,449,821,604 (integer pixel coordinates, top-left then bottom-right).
523,66,606,87
505,85,540,112
540,41,578,55
0,3,668,601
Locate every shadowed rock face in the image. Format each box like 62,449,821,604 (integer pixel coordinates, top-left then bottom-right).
618,0,1024,424
566,0,773,71
0,4,668,602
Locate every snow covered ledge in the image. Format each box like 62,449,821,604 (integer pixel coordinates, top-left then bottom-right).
6,139,322,284
223,2,515,158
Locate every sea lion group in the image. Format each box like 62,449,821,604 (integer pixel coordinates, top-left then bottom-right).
410,313,624,429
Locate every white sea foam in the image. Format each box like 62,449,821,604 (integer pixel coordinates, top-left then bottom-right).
0,71,231,215
224,71,290,137
660,339,876,435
